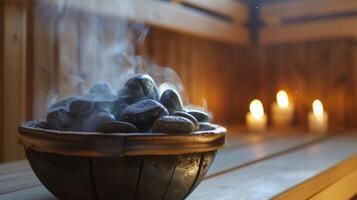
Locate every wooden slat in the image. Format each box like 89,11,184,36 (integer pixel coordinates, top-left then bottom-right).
3,0,27,161
261,0,357,25
260,17,357,44
0,0,4,162
0,170,41,194
309,167,357,200
188,134,357,200
38,0,249,45
350,40,357,127
57,8,80,99
31,2,59,119
180,0,248,23
0,160,29,177
208,133,326,177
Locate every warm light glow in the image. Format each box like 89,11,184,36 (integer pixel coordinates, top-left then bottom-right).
250,99,264,119
312,99,324,117
276,90,289,108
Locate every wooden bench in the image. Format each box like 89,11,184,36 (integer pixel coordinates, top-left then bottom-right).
1,129,357,200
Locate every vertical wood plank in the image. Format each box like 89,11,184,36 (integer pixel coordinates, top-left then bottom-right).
57,8,80,99
349,39,357,128
3,0,28,161
0,0,4,162
25,0,34,122
31,2,59,119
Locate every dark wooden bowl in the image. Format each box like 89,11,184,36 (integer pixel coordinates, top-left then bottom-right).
18,121,226,200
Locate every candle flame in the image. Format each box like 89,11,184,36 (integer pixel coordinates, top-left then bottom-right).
277,90,289,108
312,99,324,117
250,99,264,119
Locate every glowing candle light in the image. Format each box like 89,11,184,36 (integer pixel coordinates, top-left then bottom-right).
308,99,328,133
246,99,267,131
271,90,294,127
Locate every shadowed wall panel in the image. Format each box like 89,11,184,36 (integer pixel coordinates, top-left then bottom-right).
0,0,4,162
2,0,28,161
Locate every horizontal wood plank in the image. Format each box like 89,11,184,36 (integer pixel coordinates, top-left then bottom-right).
0,160,29,177
188,134,357,200
180,0,248,23
260,17,357,44
208,133,326,177
261,0,357,25
309,167,357,200
38,0,249,45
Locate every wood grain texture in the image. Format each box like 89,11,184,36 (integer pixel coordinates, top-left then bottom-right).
26,149,97,200
0,0,4,162
181,0,249,23
309,167,357,200
3,0,28,161
188,134,357,200
38,0,249,45
260,17,357,44
261,0,357,25
31,1,59,119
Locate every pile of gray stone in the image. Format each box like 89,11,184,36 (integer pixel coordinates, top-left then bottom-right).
44,74,214,133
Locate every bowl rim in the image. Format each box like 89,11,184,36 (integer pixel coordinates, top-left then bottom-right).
18,121,226,157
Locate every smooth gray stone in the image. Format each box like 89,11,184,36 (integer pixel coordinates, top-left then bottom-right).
112,95,136,119
187,110,212,122
49,96,79,111
118,74,159,102
173,111,199,131
69,95,116,116
119,99,168,131
81,112,116,132
198,122,215,131
46,108,73,130
96,121,138,133
89,82,115,96
151,116,194,133
160,89,183,114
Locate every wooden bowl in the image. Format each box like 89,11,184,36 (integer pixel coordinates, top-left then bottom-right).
18,121,226,200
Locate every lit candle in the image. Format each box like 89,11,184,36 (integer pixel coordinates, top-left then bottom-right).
246,99,267,131
271,90,294,127
308,99,328,133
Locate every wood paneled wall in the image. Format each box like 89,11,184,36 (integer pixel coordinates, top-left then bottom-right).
260,39,357,128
